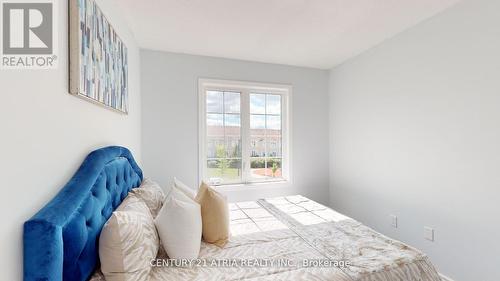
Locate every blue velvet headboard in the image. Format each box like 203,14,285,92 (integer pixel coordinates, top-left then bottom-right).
24,146,143,281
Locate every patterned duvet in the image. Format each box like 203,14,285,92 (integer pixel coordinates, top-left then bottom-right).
91,195,442,281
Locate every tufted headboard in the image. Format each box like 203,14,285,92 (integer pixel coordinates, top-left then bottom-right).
23,146,143,281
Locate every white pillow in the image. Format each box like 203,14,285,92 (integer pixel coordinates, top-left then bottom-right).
173,177,197,200
154,188,202,260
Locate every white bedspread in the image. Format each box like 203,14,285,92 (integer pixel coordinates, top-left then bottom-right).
91,195,442,281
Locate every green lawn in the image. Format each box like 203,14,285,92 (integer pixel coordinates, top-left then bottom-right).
207,168,240,180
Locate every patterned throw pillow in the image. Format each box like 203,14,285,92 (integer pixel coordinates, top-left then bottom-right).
99,200,159,281
130,178,168,218
116,193,152,217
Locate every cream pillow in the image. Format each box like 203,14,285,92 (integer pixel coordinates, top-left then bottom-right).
173,177,197,200
195,182,230,247
99,199,159,281
154,188,202,259
131,178,167,218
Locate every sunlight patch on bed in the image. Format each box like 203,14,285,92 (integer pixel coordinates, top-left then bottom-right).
266,195,350,225
229,202,288,236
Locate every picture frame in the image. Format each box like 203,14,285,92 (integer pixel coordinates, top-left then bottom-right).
69,0,128,114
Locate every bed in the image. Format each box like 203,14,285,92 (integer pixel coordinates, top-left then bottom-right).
24,146,442,281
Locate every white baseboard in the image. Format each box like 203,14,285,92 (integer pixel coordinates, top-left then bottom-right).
440,273,456,281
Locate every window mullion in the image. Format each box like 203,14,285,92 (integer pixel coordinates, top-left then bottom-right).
241,89,251,184
199,85,208,184
264,94,268,179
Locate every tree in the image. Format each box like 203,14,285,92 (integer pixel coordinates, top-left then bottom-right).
271,162,278,177
216,144,229,175
232,141,240,158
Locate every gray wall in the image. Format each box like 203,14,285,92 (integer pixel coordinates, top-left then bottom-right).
0,0,142,279
141,50,330,204
328,0,500,280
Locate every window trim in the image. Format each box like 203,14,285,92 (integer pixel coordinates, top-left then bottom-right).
198,78,292,188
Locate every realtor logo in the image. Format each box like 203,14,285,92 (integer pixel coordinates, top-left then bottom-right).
1,0,58,69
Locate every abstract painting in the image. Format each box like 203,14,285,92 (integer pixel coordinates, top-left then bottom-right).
69,0,128,113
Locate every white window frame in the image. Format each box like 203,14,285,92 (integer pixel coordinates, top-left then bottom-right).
198,78,292,188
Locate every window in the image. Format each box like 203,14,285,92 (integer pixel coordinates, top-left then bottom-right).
199,79,290,186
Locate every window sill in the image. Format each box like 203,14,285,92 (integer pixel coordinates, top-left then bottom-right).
213,180,290,192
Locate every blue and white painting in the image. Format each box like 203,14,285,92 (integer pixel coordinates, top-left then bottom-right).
70,0,128,113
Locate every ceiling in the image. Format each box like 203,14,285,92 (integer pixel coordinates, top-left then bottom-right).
110,0,461,69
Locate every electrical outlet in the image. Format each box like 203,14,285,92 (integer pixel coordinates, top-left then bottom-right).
390,215,398,228
424,227,434,241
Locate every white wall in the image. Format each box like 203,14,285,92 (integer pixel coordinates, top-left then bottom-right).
328,0,500,280
0,0,141,279
141,50,330,204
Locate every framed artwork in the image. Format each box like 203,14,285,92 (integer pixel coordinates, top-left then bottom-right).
69,0,128,114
